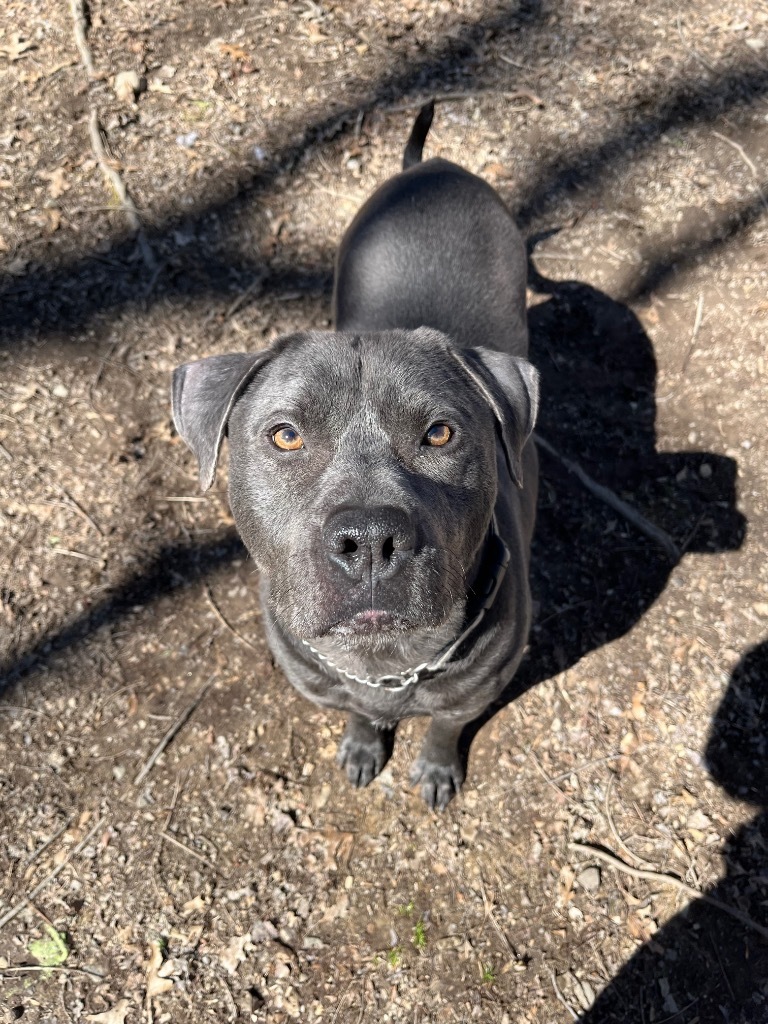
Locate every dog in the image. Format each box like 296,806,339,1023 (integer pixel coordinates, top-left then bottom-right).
171,103,539,809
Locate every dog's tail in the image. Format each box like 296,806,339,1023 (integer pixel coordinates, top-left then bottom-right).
402,100,435,170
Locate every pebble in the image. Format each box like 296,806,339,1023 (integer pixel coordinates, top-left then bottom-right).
577,866,601,892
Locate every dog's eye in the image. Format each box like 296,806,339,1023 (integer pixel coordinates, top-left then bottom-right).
272,426,304,451
424,423,452,447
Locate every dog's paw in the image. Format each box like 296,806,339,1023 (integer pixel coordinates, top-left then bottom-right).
409,757,465,811
336,729,389,788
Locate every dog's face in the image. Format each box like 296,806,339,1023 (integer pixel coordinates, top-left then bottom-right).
172,328,538,649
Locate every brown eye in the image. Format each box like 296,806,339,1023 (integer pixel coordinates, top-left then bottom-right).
272,426,304,451
424,423,452,447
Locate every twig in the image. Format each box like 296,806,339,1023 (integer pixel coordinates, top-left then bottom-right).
534,434,681,562
204,585,260,653
161,496,208,503
134,675,215,786
59,487,104,537
681,292,705,374
160,831,228,878
477,872,523,963
0,964,105,979
0,440,12,461
550,753,624,784
49,547,102,564
69,0,96,79
712,131,760,180
87,110,156,270
526,746,565,799
604,773,657,870
224,275,265,320
569,842,768,941
24,818,74,868
0,818,104,932
547,967,579,1021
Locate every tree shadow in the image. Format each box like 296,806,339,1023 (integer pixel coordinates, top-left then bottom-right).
1,11,767,348
577,641,768,1024
0,532,246,691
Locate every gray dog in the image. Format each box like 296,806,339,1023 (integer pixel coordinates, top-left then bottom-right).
171,104,539,809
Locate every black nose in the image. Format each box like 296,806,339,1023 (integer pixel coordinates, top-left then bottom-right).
322,505,417,581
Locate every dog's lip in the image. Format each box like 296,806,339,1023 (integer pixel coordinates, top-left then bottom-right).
330,609,406,635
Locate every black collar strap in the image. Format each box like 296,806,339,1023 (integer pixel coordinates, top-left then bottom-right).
301,517,510,693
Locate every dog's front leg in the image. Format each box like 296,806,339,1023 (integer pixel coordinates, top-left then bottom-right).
410,717,467,811
336,712,394,788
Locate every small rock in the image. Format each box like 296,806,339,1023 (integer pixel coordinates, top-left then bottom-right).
51,383,68,398
577,866,601,892
699,463,712,478
176,132,199,148
113,70,143,103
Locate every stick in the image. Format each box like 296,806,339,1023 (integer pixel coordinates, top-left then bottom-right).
69,0,96,79
0,818,104,932
24,818,74,868
547,967,579,1020
134,675,215,787
550,753,625,784
59,487,104,537
224,275,265,320
712,131,760,180
0,964,105,979
159,832,228,878
87,110,156,270
204,585,260,653
534,434,681,561
569,842,768,941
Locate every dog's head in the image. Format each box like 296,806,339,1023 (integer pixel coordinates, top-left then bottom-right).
171,328,538,647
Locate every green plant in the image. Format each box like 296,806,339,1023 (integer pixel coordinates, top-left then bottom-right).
386,946,402,968
28,925,69,968
412,919,427,952
481,963,496,984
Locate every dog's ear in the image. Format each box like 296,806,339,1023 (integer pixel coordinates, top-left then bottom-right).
449,347,539,488
171,351,274,491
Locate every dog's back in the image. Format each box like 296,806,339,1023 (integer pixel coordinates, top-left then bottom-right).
333,105,528,356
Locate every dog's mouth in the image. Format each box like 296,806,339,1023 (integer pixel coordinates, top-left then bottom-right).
329,609,409,638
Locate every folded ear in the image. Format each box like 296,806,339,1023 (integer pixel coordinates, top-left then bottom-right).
171,351,273,491
449,347,539,488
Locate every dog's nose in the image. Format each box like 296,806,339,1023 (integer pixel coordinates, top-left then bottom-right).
322,505,417,581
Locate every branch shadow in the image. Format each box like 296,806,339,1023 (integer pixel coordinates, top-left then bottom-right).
0,532,246,692
577,640,768,1024
1,14,767,348
0,0,546,346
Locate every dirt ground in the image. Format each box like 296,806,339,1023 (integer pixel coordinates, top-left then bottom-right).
1,0,768,1021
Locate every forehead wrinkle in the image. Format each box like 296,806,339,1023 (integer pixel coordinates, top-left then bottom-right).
359,344,480,423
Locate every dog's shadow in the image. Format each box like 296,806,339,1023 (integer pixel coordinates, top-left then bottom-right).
577,641,768,1023
466,268,745,738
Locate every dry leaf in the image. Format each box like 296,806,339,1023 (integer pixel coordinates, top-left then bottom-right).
86,999,131,1024
146,940,174,1001
556,864,575,907
40,167,68,199
219,42,250,61
180,895,206,918
219,933,251,975
0,33,36,61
